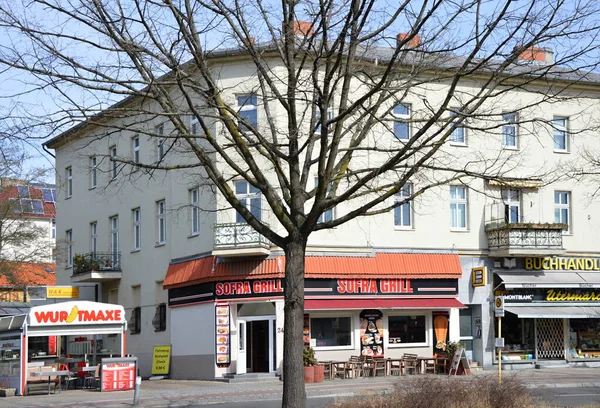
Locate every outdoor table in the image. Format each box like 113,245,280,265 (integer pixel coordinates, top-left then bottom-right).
72,366,98,389
317,361,333,380
386,357,404,376
416,357,437,374
330,361,350,379
31,370,69,394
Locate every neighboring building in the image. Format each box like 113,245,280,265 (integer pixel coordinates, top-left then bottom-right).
43,31,600,379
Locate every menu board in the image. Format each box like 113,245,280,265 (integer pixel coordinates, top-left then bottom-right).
100,357,137,392
215,304,231,366
360,309,384,358
303,314,310,347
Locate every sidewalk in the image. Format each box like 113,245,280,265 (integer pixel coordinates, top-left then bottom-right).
1,367,599,408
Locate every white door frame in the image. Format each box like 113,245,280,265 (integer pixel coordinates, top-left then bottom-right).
237,315,276,373
237,319,247,374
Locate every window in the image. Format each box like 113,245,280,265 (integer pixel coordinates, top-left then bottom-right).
51,219,56,239
388,315,426,344
132,136,140,168
393,103,411,140
450,186,468,230
449,109,466,145
16,185,29,198
310,317,352,347
502,113,518,148
394,183,413,228
41,188,56,202
129,307,141,335
554,191,571,232
90,222,97,255
110,146,118,179
191,118,200,144
190,188,200,235
553,117,568,151
66,167,72,198
234,181,261,222
502,188,520,223
89,156,97,189
66,230,73,267
152,303,167,332
313,107,333,135
156,125,165,160
156,200,166,244
237,94,258,132
132,208,141,251
110,215,119,267
314,178,334,223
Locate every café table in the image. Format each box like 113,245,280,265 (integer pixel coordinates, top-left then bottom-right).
72,366,98,388
31,370,69,395
416,357,437,374
386,357,404,376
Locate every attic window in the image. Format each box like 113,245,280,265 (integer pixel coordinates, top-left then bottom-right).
17,185,29,198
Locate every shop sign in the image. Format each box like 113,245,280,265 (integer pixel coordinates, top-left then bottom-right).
525,257,600,271
471,267,486,287
47,286,79,299
100,357,137,392
494,296,505,317
337,279,413,294
215,279,283,298
29,302,126,326
546,289,600,301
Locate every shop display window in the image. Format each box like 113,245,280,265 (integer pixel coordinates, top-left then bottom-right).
311,317,351,347
569,319,600,359
388,315,426,344
494,312,534,361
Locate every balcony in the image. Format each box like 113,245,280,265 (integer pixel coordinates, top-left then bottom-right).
213,223,270,258
485,223,567,257
71,252,122,283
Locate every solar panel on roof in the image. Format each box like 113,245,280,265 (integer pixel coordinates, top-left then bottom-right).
32,200,44,214
20,199,32,213
41,188,54,202
9,198,22,213
17,185,29,198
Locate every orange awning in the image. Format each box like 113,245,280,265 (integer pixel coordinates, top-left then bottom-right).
164,253,462,289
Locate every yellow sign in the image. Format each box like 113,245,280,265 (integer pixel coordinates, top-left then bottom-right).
526,257,600,271
152,345,171,375
47,286,79,298
546,289,600,301
471,267,486,287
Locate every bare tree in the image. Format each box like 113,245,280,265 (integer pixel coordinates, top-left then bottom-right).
0,0,599,406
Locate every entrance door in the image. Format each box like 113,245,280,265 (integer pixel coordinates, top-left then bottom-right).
249,320,270,372
536,318,564,359
237,320,247,374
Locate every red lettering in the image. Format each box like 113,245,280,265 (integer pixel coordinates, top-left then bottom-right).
34,311,54,323
215,283,224,296
243,282,251,294
337,280,347,293
115,310,122,321
261,281,268,293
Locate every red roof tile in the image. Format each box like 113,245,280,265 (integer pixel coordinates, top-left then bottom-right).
164,253,462,289
0,262,56,286
0,184,55,219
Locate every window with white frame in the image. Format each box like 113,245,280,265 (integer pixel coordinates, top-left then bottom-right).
66,229,73,267
156,200,167,244
132,136,140,168
388,315,427,345
156,125,165,160
554,191,571,232
132,208,141,251
234,181,261,222
394,183,413,228
190,188,200,235
553,117,568,151
110,215,119,267
90,222,97,255
66,167,72,198
310,316,352,348
237,94,258,132
393,103,411,141
313,107,333,135
110,146,118,179
51,219,56,239
314,178,334,223
89,156,97,189
502,188,520,223
450,186,468,230
502,113,518,148
449,109,466,145
190,118,200,144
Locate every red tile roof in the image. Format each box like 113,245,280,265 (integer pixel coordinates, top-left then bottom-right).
164,253,462,289
0,183,56,219
0,262,56,286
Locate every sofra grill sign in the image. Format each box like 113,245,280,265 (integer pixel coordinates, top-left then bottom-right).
28,301,126,326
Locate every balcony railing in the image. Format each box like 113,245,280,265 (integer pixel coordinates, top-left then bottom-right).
72,252,122,282
213,223,270,257
485,223,567,257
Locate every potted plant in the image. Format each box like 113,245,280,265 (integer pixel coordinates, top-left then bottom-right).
303,347,317,383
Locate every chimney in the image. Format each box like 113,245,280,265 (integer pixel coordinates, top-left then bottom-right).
515,46,554,64
397,33,421,48
290,20,314,36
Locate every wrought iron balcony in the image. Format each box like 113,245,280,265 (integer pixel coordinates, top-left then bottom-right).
213,223,270,257
71,252,122,283
485,223,567,257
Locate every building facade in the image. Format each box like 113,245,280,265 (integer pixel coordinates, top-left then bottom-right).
44,39,600,378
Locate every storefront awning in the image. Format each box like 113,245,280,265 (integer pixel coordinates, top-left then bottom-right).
304,298,465,310
505,305,600,318
495,270,600,288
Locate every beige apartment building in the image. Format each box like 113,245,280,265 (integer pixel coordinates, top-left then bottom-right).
44,40,600,378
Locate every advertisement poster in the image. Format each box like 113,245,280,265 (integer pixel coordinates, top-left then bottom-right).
433,312,449,354
151,345,171,376
215,304,231,366
303,314,310,348
360,309,384,357
100,357,137,392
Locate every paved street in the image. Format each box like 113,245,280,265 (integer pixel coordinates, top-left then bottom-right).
1,367,600,408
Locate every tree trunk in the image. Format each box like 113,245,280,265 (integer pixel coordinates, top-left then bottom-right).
282,237,307,408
